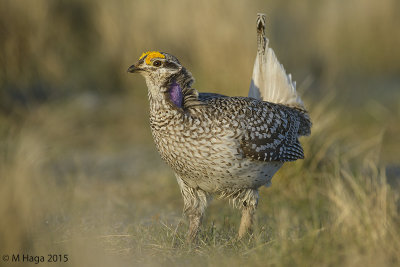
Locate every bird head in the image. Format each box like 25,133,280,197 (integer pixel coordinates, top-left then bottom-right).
128,51,195,103
128,51,183,86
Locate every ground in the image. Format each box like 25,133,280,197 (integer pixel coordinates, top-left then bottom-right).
1,92,399,267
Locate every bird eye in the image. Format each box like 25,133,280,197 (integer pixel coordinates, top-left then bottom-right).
153,60,162,67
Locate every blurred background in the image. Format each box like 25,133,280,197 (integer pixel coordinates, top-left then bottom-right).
1,0,399,266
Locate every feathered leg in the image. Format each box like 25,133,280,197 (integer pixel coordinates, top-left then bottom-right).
176,174,209,242
238,189,259,238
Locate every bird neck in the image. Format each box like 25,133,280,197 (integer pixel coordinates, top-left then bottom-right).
148,67,202,111
168,82,183,108
147,79,186,111
171,67,195,89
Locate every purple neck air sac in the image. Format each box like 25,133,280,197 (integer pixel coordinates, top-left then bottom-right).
169,82,183,108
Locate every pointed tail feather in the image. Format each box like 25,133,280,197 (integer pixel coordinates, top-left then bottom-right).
249,14,305,110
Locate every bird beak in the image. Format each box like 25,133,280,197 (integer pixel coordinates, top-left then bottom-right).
127,62,144,73
127,64,138,73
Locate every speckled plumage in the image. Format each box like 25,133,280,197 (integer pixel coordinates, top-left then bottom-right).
128,15,311,240
150,93,308,192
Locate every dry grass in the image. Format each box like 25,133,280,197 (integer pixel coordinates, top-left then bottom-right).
1,0,400,108
1,94,399,266
1,1,400,266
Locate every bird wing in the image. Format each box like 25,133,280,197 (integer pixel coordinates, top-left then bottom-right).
238,100,305,162
196,96,304,162
198,92,228,101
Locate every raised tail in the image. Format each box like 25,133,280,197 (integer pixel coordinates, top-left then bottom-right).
249,13,311,136
249,13,305,110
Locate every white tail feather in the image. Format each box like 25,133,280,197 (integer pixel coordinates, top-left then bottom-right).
249,14,305,109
